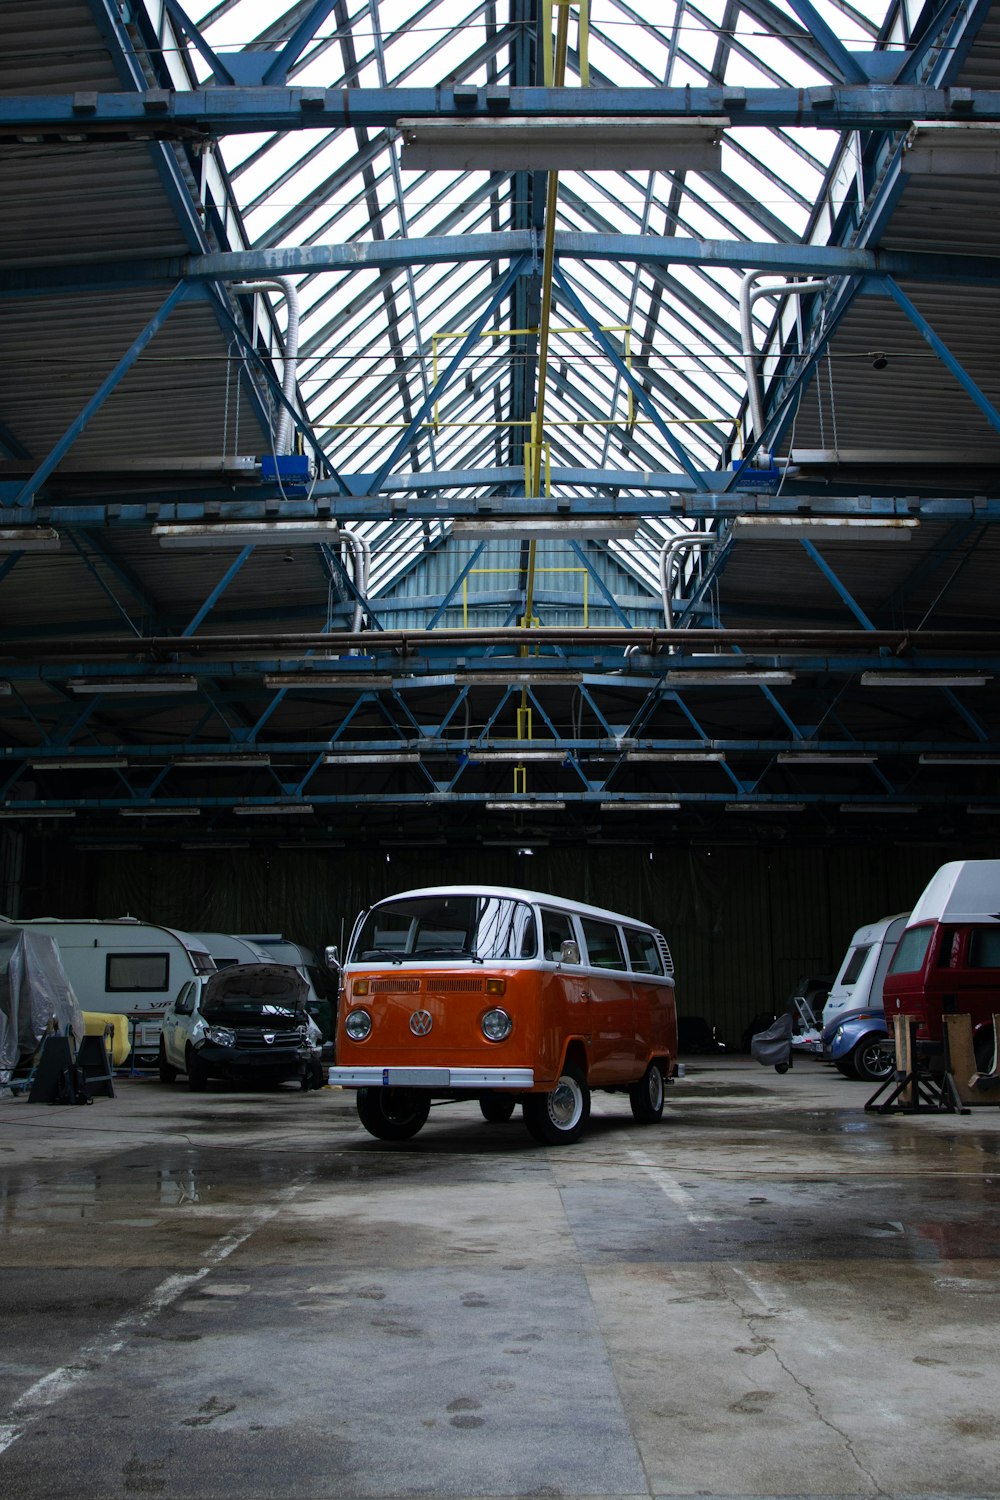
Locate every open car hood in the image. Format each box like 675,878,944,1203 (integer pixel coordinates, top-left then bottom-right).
200,962,308,1014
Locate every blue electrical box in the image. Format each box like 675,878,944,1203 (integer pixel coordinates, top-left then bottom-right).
730,460,781,491
261,454,312,486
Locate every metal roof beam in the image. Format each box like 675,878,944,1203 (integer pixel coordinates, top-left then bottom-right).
3,84,1000,135
4,235,999,299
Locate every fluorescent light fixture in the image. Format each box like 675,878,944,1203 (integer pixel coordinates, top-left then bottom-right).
264,674,394,690
323,752,421,765
451,519,637,540
732,517,917,542
466,749,568,763
725,801,806,812
860,672,991,688
840,803,918,813
0,808,76,819
666,670,795,686
903,122,1000,177
920,753,1000,765
463,671,583,686
76,842,144,851
32,757,128,770
776,751,877,764
626,750,726,762
181,840,251,850
277,840,346,848
67,677,199,695
174,753,272,767
485,800,566,812
154,522,340,548
399,117,726,172
600,800,681,811
119,806,202,818
967,805,1000,815
0,527,61,552
233,803,315,815
0,681,11,696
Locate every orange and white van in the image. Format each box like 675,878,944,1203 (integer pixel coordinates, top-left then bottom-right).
328,884,679,1145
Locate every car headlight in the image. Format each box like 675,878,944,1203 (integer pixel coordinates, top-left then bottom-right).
833,1025,844,1043
482,1007,512,1042
204,1026,236,1047
345,1008,372,1041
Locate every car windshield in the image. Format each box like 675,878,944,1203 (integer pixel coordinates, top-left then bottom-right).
352,894,537,962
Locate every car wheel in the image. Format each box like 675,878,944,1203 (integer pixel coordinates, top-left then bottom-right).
186,1047,209,1093
834,1057,857,1079
628,1061,665,1123
523,1065,590,1146
158,1040,178,1085
479,1093,516,1123
852,1035,896,1084
356,1087,430,1141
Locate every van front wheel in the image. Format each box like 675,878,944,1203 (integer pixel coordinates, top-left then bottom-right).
356,1087,430,1141
523,1066,590,1145
629,1061,665,1123
480,1093,516,1123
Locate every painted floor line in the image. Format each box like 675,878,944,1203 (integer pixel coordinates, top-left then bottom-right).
0,1179,308,1457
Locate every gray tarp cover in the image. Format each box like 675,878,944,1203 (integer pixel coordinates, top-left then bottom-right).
0,927,84,1074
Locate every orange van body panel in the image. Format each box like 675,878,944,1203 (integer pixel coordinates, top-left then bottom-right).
336,964,677,1090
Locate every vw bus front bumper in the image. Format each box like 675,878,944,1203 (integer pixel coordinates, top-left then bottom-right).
328,1066,534,1089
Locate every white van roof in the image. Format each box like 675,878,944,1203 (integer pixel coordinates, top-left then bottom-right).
907,860,1000,927
370,884,662,932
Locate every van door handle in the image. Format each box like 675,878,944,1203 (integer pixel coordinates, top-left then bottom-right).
580,990,591,999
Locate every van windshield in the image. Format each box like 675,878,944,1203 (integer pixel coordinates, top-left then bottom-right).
353,894,537,962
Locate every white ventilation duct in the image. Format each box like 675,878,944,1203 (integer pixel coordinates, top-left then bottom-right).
232,278,301,456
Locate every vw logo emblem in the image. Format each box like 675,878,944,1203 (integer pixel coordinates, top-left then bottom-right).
409,1010,433,1037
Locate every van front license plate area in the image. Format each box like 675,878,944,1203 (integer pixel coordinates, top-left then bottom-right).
383,1067,451,1087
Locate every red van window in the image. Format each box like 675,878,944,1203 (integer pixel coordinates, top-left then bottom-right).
887,925,933,976
968,929,1000,968
936,928,961,967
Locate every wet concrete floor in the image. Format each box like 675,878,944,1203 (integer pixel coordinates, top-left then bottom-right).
1,1056,999,1499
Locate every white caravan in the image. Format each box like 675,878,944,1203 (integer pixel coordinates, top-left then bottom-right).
190,932,273,969
5,917,216,1061
821,913,910,1031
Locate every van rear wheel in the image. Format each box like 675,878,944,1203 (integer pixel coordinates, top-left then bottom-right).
629,1061,665,1123
523,1066,590,1146
356,1086,430,1141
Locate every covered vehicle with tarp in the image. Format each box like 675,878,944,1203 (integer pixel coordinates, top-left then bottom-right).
0,924,85,1081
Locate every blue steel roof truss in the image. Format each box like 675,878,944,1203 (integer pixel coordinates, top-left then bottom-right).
1,0,1000,843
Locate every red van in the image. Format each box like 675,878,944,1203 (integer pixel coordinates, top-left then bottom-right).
882,860,1000,1070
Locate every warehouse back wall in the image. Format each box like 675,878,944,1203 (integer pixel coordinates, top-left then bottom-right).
14,838,973,1048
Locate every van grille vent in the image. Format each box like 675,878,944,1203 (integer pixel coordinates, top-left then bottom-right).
429,977,483,993
655,934,674,976
370,978,421,993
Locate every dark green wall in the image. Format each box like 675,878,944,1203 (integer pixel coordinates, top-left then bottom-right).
20,838,968,1048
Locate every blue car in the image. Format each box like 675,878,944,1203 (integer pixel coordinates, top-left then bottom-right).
822,1008,896,1083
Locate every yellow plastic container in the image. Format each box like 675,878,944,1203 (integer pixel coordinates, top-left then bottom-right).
82,1012,132,1068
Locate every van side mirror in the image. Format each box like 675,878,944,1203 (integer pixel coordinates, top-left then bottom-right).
324,945,341,971
559,940,581,966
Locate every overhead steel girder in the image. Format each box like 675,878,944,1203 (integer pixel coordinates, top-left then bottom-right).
3,235,998,300
2,84,998,137
2,493,998,530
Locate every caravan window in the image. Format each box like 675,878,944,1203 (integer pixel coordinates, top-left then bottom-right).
840,944,872,986
105,952,170,992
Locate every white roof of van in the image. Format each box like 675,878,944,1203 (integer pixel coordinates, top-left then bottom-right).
370,885,660,931
907,861,1000,927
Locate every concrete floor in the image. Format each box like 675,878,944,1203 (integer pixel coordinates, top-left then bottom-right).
1,1056,999,1500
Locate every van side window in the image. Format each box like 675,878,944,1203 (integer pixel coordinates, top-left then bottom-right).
624,927,664,976
887,926,933,976
541,910,575,961
968,929,1000,968
840,944,872,985
580,918,626,971
937,928,961,967
106,952,169,992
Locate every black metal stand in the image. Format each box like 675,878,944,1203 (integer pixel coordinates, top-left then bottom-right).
865,1067,969,1115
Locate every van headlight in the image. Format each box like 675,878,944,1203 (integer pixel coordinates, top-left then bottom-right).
482,1008,512,1042
345,1008,372,1041
205,1026,236,1048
